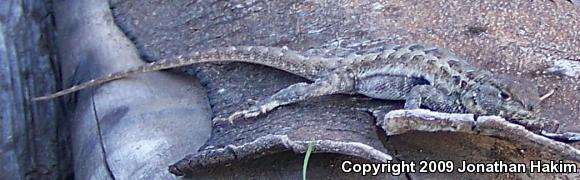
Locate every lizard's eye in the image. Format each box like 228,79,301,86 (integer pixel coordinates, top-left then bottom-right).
500,91,511,100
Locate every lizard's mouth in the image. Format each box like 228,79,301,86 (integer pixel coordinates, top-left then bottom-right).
462,91,529,118
499,104,560,133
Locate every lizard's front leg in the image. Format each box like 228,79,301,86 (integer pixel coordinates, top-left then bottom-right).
214,69,356,124
405,85,465,113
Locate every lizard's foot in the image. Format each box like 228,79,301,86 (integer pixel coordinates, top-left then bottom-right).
404,85,465,113
524,119,559,133
212,109,259,125
212,69,356,125
510,113,560,133
353,106,394,118
541,131,580,143
403,98,421,109
226,106,266,122
211,84,345,125
212,101,280,124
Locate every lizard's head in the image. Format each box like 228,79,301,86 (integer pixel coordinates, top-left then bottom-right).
468,75,541,115
466,76,558,132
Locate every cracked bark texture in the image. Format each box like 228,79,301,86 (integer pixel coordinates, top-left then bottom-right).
107,0,580,179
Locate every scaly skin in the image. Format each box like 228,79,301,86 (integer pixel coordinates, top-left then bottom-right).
35,45,565,136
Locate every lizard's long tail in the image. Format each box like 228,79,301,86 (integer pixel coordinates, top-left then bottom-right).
33,46,336,101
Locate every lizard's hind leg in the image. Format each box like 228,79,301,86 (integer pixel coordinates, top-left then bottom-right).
404,85,465,113
214,69,356,124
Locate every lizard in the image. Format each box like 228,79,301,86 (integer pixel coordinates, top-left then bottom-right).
33,44,579,141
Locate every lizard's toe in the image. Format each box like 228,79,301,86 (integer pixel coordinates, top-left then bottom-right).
244,111,261,119
260,106,268,114
212,117,229,125
228,111,247,122
238,106,263,119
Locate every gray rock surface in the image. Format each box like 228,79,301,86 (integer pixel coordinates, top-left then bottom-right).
547,59,580,78
0,0,67,179
572,0,580,7
50,0,212,179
